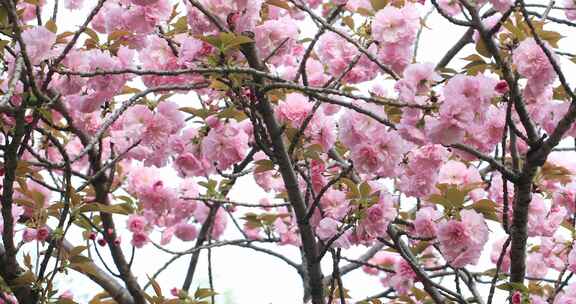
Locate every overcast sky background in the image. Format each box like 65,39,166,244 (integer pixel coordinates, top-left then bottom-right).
25,1,576,303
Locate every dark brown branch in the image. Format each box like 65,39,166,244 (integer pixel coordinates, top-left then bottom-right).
42,0,106,90
387,226,446,303
182,205,218,291
240,34,326,304
0,107,35,303
288,0,399,80
449,143,518,182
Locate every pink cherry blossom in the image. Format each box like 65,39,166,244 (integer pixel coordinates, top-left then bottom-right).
255,17,299,65
315,218,351,249
349,129,408,178
442,74,497,114
131,232,149,248
569,245,576,272
437,210,488,267
127,215,148,233
36,226,50,242
201,120,250,171
355,191,397,242
413,207,441,238
399,144,450,198
438,160,482,186
316,32,378,84
22,228,37,243
554,283,576,303
489,0,514,12
131,0,159,5
276,93,313,127
527,194,567,237
364,251,398,275
65,0,83,9
320,189,349,221
21,26,56,65
438,0,461,16
59,290,74,301
395,63,441,103
283,58,329,86
513,38,558,95
490,237,511,272
372,4,419,45
526,252,548,278
565,0,576,20
388,259,417,294
174,222,198,241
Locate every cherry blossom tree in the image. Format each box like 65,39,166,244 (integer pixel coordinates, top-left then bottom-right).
1,0,576,303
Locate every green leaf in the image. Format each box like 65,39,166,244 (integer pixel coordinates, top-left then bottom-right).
476,39,491,58
45,19,57,33
470,199,499,221
266,0,290,10
220,33,253,51
427,194,453,208
0,8,7,27
538,30,563,48
196,33,253,53
194,288,217,299
410,241,430,255
218,107,247,121
254,159,274,173
78,203,132,215
0,39,9,54
11,271,35,287
148,275,163,298
69,245,88,257
370,0,389,11
340,178,359,199
341,16,355,30
107,30,131,43
463,60,487,76
497,282,528,292
69,255,92,264
359,181,372,198
173,16,188,34
179,107,211,119
83,27,100,43
461,54,484,62
446,186,467,207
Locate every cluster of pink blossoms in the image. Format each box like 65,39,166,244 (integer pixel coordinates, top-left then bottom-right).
314,187,397,248
276,93,337,152
554,283,576,303
186,0,263,34
398,144,451,198
125,167,227,247
112,102,185,167
437,209,489,267
8,0,576,301
564,0,576,20
372,4,420,73
53,46,135,113
427,74,504,151
439,0,513,16
513,38,558,100
316,32,379,84
339,104,409,178
363,249,442,295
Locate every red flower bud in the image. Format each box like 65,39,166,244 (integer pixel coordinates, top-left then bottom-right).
495,80,509,94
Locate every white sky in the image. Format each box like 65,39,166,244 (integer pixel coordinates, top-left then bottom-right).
19,0,576,303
